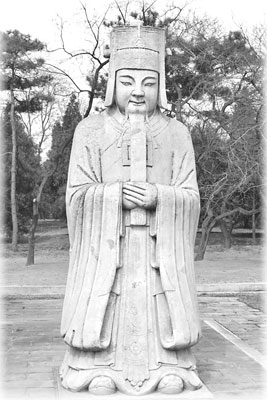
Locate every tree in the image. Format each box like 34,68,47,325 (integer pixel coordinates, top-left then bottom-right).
25,94,82,265
46,2,110,117
46,94,82,219
1,107,41,238
156,11,264,258
0,29,52,250
17,81,60,156
192,115,262,260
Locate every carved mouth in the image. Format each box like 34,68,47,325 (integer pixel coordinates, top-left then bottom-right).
129,101,145,106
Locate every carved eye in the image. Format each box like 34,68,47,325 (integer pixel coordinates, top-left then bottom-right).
121,81,132,86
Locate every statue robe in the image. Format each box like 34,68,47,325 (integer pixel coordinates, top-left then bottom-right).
60,107,201,393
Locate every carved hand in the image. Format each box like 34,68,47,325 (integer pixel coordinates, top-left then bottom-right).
122,181,158,209
122,195,137,210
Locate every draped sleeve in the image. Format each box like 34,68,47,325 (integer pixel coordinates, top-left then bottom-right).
155,120,201,350
61,115,122,351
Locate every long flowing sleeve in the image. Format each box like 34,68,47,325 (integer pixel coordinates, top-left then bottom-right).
61,116,122,351
154,122,201,350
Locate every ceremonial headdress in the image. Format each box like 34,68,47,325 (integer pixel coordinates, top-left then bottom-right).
104,24,168,109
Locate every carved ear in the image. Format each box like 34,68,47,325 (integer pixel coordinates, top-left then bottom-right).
103,44,110,58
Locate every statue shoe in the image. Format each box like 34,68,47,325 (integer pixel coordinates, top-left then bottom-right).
88,376,116,395
157,374,184,394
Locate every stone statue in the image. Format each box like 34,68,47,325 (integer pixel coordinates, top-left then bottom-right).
60,24,202,396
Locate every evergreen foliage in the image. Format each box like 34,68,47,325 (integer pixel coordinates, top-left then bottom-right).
2,108,41,236
0,30,52,94
1,30,80,258
44,94,82,219
0,29,53,247
166,25,264,257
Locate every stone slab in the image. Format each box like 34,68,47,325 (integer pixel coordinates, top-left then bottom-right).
204,319,267,369
197,282,267,294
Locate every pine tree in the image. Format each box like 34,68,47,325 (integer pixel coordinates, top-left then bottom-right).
46,94,82,219
2,107,41,237
1,29,52,250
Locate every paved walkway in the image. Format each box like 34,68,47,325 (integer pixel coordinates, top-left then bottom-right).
1,295,266,399
0,242,266,399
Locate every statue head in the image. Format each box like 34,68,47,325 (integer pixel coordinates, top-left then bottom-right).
115,69,159,117
104,24,167,113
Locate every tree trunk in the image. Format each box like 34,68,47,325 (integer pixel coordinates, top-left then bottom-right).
26,199,38,266
25,130,74,265
252,188,256,244
219,219,232,249
195,214,214,261
25,173,49,265
10,79,18,251
195,228,208,261
84,60,109,118
173,82,183,122
195,206,261,261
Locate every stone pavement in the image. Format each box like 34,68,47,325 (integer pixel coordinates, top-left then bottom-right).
0,244,266,400
1,295,266,400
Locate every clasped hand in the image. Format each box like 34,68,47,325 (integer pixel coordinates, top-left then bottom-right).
122,181,158,210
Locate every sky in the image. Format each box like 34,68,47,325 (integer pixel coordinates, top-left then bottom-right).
1,0,266,46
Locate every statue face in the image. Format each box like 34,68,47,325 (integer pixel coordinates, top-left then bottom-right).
115,69,159,117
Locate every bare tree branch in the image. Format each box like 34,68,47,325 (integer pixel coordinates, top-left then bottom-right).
115,0,127,25
44,63,92,95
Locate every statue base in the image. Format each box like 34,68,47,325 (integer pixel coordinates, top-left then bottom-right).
57,375,212,399
57,366,212,398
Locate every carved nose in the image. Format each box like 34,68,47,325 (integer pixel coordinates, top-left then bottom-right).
132,86,144,97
